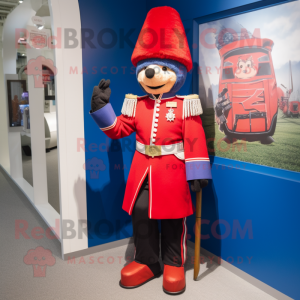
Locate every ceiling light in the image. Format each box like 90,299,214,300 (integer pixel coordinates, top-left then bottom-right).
31,16,45,30
36,24,44,30
19,0,23,3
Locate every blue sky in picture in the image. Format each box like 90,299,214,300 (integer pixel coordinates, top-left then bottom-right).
198,0,300,105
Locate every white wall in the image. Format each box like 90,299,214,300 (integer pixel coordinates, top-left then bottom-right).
0,29,10,172
2,1,35,75
26,46,49,205
1,1,35,175
1,0,88,258
49,0,88,256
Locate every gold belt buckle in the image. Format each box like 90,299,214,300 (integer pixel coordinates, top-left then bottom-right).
145,145,162,158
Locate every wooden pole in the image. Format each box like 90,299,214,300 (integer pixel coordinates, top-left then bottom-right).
194,189,202,280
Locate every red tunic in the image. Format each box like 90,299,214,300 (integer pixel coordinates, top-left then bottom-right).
90,95,211,219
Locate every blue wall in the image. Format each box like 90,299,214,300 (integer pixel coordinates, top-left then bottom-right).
147,0,263,21
79,0,299,299
78,0,147,247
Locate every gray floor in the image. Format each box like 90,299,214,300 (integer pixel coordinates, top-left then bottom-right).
0,168,276,300
22,147,60,213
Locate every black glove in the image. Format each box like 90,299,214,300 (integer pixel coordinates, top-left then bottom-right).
189,179,209,192
91,79,111,112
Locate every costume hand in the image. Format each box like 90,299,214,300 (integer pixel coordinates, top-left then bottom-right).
190,179,208,192
91,79,111,112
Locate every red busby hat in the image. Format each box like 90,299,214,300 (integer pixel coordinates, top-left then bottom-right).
131,6,193,72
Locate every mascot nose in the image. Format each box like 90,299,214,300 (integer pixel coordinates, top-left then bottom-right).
145,68,155,79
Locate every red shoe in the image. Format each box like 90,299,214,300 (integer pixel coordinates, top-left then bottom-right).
163,265,186,295
120,261,161,289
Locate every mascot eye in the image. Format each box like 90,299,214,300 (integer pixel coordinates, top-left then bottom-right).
247,64,250,67
240,65,243,68
162,66,167,71
143,67,147,70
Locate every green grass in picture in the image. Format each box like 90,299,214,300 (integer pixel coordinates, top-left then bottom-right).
202,109,300,173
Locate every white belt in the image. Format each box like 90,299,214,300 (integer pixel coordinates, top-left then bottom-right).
136,141,184,157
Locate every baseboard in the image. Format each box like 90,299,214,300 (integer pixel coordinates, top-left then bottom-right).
187,240,292,300
63,237,133,260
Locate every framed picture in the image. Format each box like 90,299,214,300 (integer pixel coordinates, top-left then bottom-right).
193,0,300,172
7,80,28,127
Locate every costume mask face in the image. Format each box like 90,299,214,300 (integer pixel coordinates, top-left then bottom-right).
137,64,177,95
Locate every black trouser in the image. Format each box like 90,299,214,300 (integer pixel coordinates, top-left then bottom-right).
132,176,187,274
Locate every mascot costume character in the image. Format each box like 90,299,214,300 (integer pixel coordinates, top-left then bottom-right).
90,6,212,295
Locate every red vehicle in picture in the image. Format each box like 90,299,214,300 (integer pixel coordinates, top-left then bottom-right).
215,38,278,144
288,100,300,117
